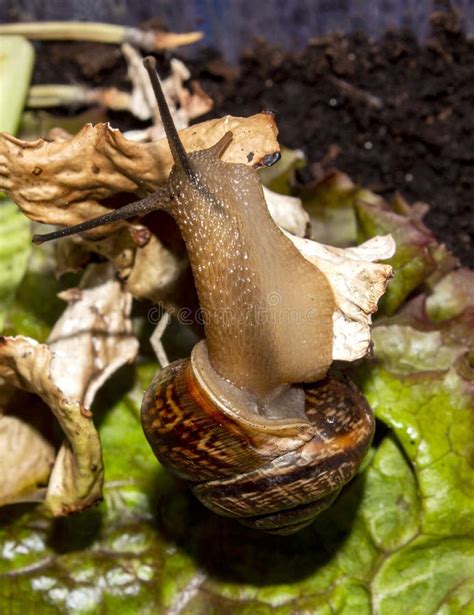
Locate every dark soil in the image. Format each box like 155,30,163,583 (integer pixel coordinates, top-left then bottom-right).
30,8,473,265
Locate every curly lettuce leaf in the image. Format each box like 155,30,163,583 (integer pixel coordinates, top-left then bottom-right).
355,196,455,314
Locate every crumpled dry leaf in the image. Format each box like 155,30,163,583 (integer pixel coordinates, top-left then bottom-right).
1,114,279,308
0,262,138,515
48,264,139,408
263,186,309,237
0,113,278,229
0,335,103,515
285,232,395,361
121,44,213,134
0,391,55,507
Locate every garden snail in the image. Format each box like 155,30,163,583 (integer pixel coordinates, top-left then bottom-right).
33,57,375,534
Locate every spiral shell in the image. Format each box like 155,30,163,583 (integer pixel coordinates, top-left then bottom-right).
141,342,374,534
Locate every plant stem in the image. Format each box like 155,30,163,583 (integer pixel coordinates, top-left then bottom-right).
27,84,130,111
0,22,203,50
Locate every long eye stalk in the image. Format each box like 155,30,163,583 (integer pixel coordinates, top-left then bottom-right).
143,56,195,181
32,189,168,245
31,57,190,245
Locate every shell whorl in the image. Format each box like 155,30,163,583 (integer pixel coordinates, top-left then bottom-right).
141,341,374,534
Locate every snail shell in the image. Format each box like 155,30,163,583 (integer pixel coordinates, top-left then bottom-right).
141,341,374,535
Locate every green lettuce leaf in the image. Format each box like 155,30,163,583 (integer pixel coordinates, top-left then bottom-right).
2,243,67,342
0,36,34,135
0,200,32,331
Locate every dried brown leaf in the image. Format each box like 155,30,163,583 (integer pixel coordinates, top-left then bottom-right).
0,113,279,231
1,115,279,306
0,393,55,506
0,263,138,514
0,335,102,515
121,45,212,127
48,263,138,408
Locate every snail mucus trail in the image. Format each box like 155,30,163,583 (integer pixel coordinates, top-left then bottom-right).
33,57,374,534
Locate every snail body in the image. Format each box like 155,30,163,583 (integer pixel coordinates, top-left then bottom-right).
34,57,375,533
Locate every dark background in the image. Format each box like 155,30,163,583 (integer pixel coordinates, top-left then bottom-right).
2,0,474,62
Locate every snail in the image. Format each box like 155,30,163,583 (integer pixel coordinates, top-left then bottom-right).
33,57,375,534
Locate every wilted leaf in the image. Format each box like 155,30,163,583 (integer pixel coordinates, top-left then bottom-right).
47,263,139,409
121,44,213,128
0,392,55,507
0,263,138,515
0,334,103,515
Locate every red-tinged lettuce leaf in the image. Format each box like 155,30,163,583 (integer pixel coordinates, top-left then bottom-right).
297,172,459,315
355,195,458,315
425,268,474,322
300,171,364,247
361,337,473,537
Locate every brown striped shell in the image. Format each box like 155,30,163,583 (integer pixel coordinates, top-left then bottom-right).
141,341,374,535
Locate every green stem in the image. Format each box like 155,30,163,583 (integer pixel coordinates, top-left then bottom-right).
27,84,130,111
0,22,203,50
